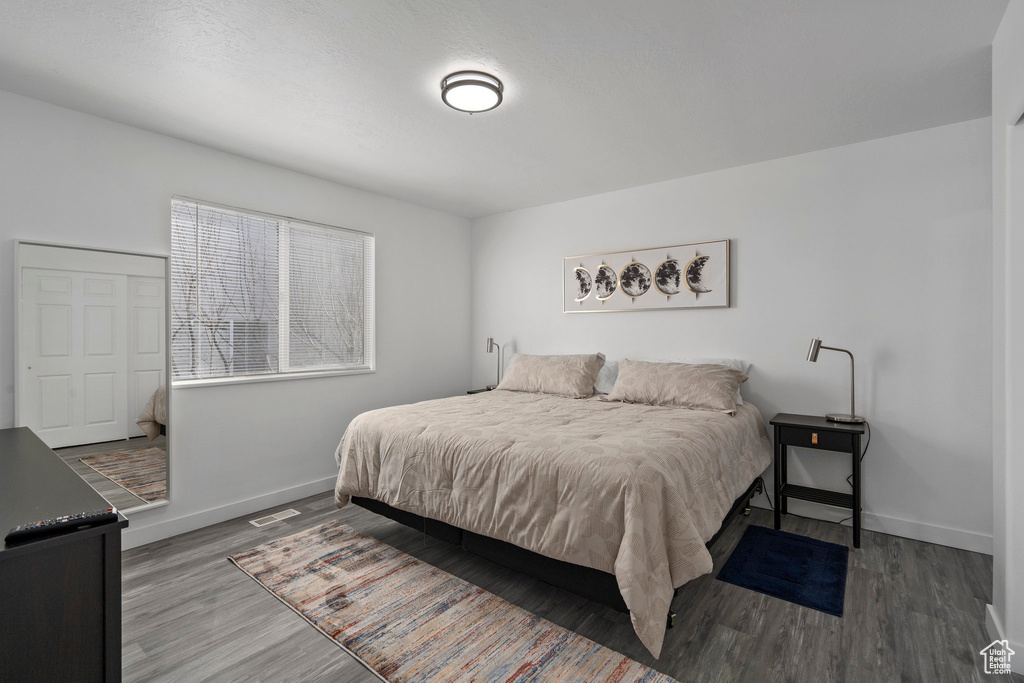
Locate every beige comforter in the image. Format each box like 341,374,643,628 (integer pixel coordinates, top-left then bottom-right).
334,390,772,658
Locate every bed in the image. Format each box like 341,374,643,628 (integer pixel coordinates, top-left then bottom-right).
334,368,773,658
136,384,167,440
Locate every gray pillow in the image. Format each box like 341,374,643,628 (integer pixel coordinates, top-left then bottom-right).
604,359,747,414
497,353,606,398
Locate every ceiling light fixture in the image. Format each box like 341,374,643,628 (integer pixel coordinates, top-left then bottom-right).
441,71,503,113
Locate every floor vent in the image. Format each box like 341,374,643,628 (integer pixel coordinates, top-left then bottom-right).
249,508,300,528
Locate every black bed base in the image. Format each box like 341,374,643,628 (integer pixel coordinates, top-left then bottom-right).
351,477,762,617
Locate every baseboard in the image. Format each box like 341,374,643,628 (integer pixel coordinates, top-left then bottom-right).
750,498,992,554
121,476,336,550
985,605,1024,674
859,511,992,554
987,604,1004,644
131,482,991,554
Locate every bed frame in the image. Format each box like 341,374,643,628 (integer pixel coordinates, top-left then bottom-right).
352,476,762,624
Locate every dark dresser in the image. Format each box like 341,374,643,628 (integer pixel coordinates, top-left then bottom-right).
0,427,128,682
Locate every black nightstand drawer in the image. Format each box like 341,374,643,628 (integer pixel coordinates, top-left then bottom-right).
778,426,853,452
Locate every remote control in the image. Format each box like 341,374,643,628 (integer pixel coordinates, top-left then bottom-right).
4,508,117,545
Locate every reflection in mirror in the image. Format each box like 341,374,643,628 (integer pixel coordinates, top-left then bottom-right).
15,242,169,513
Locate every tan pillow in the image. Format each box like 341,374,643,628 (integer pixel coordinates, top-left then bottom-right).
605,359,747,414
496,353,606,398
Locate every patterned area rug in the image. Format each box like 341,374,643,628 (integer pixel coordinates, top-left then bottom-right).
229,521,675,682
80,447,167,503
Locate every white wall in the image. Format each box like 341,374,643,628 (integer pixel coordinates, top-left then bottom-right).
991,0,1024,670
0,89,472,548
472,118,992,553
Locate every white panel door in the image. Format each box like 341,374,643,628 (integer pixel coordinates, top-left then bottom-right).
22,268,128,448
127,276,166,437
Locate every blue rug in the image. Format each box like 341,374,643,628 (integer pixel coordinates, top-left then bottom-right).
717,525,849,616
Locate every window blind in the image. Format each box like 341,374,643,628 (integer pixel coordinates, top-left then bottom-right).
171,198,374,382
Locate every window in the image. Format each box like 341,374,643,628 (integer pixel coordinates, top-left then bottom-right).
170,198,374,383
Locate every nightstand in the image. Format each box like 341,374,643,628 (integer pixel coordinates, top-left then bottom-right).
769,413,866,548
466,388,494,395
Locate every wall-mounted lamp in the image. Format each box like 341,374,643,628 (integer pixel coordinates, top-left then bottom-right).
441,71,503,113
486,337,502,389
806,338,865,423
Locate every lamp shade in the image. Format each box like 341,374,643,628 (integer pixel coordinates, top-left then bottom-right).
807,337,822,362
441,71,503,113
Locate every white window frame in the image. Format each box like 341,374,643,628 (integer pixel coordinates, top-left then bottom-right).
171,197,375,388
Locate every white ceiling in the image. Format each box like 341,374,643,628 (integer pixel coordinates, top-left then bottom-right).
0,1,1008,219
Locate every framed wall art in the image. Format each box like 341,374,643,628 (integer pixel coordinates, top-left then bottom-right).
563,239,730,313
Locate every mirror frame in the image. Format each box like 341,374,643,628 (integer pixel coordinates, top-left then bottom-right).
14,240,171,513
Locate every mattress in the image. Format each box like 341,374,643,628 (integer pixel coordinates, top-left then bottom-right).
334,390,772,657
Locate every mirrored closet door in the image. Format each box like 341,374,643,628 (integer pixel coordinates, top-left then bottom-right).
15,242,170,513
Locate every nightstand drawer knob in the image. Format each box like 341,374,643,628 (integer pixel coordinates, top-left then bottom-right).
811,432,818,445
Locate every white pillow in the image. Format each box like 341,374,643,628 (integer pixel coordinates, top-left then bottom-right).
598,357,751,405
594,360,619,395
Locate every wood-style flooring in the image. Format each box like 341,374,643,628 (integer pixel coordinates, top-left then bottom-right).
122,492,1014,682
56,435,167,512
